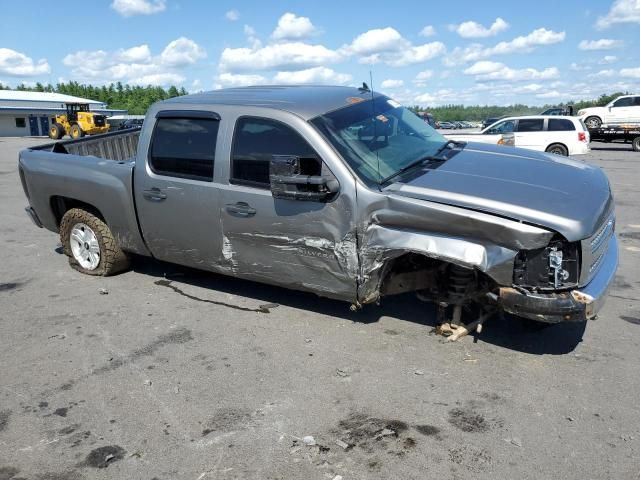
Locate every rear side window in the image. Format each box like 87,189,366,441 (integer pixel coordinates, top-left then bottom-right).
634,96,640,106
149,117,219,181
516,119,543,132
548,119,576,131
231,117,318,188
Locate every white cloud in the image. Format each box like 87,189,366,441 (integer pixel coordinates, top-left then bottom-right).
110,0,165,17
63,38,205,86
341,27,445,66
380,79,404,88
596,0,640,29
130,73,185,86
0,48,50,76
273,67,351,85
520,83,544,92
271,13,318,41
452,17,509,38
599,55,618,64
570,62,590,71
620,67,640,78
225,9,240,21
414,70,433,86
588,69,616,78
160,37,206,67
536,90,565,99
217,73,268,87
419,25,436,37
446,28,565,65
578,39,623,50
219,42,342,73
464,61,560,81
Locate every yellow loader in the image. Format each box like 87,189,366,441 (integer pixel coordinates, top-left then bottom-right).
49,103,110,140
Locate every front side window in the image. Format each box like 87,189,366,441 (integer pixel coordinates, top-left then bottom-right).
548,119,575,131
516,119,544,132
149,117,219,181
486,120,515,134
311,98,447,185
612,97,633,107
231,117,319,188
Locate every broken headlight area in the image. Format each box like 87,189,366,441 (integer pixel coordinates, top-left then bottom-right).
513,239,580,292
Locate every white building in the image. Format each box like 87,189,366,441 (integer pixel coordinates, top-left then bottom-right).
0,91,126,137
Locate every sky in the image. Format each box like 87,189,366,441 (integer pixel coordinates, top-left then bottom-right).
0,0,639,106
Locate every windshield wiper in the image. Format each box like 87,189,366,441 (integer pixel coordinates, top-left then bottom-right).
378,155,439,186
434,139,465,157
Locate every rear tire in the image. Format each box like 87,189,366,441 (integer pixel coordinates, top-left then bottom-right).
632,136,640,152
546,143,568,156
70,123,84,139
49,123,65,140
60,208,129,276
585,116,602,129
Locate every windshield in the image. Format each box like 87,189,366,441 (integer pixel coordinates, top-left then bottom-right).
310,97,447,185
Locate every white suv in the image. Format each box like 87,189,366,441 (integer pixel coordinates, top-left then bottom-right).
578,94,640,128
446,116,590,156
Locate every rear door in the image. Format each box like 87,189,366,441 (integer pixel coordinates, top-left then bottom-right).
514,118,544,150
214,113,358,301
547,118,577,151
134,110,223,268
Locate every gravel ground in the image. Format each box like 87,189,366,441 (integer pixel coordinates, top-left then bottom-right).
0,136,639,480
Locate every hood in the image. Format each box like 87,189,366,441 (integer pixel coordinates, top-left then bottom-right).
385,142,613,241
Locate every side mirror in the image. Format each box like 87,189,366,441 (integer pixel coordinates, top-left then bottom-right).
270,155,339,202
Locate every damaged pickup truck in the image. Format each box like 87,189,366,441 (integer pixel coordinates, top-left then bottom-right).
19,86,618,336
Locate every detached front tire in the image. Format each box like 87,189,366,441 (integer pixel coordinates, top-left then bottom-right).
60,208,129,276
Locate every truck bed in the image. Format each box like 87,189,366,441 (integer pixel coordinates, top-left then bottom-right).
30,128,141,160
18,128,148,256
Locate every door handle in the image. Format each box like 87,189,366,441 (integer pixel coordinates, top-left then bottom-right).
143,187,167,201
225,202,256,217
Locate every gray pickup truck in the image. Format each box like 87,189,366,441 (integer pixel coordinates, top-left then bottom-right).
18,86,618,332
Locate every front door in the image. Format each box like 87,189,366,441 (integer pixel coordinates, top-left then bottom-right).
134,111,223,269
607,97,634,123
28,116,38,136
216,115,358,301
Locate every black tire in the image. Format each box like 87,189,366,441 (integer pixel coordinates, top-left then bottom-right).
546,143,568,156
632,136,640,152
49,123,65,140
70,123,84,139
585,116,602,129
60,208,129,276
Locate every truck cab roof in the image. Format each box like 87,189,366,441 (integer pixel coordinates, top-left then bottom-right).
161,85,384,120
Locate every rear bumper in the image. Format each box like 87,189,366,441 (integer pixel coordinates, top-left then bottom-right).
500,235,618,323
571,142,591,155
25,206,43,228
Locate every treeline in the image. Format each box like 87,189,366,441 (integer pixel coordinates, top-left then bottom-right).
410,92,631,121
0,82,189,115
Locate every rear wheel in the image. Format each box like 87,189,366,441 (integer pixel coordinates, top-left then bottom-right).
546,143,568,156
585,116,602,129
49,123,65,140
59,208,129,276
632,136,640,152
70,123,84,139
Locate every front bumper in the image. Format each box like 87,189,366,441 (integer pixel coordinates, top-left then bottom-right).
499,235,618,323
25,206,43,228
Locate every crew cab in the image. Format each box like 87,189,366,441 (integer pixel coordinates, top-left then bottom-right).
578,94,640,129
18,86,618,329
446,115,590,156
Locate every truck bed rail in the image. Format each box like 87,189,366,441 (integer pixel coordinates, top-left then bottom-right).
30,128,141,161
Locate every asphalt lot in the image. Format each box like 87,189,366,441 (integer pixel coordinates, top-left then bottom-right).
1,136,639,480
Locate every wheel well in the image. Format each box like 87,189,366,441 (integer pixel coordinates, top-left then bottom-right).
50,196,105,228
546,142,568,152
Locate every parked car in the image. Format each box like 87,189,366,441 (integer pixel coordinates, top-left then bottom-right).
18,86,617,328
446,116,590,156
438,121,456,129
482,115,507,130
578,94,640,128
118,118,144,130
540,106,574,116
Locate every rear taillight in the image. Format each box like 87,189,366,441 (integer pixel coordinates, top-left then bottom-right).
578,132,587,142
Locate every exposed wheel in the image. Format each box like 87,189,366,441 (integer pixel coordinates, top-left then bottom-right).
49,123,65,140
546,143,568,156
585,116,602,129
59,208,129,276
70,123,84,139
632,136,640,152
